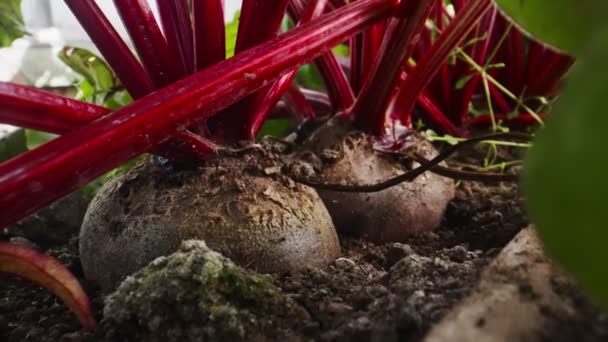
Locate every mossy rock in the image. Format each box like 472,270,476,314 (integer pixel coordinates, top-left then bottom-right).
103,240,312,341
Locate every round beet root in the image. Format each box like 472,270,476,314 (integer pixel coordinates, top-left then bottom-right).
80,149,340,291
300,117,455,243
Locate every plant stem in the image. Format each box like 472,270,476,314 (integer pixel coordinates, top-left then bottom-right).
193,0,226,71
0,0,398,228
391,0,492,131
63,0,154,99
353,0,436,136
113,0,184,87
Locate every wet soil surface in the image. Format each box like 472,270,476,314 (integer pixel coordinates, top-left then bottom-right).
1,180,605,341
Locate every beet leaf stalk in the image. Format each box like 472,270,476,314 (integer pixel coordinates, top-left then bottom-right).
287,0,354,113
0,0,398,228
112,0,185,86
353,0,438,135
63,0,153,99
193,0,226,71
207,0,291,143
391,0,493,131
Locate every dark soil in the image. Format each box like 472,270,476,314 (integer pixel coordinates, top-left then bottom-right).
1,177,533,342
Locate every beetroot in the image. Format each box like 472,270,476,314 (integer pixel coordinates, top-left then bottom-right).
80,147,340,290
300,116,455,242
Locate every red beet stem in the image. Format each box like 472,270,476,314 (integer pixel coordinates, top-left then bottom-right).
0,0,397,228
63,0,154,99
193,0,226,71
113,0,184,87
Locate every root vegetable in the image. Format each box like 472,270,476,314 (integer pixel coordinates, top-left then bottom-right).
80,148,340,291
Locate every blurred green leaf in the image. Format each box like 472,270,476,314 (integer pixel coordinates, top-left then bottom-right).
25,129,56,150
225,11,240,58
495,0,605,54
0,128,26,162
332,44,349,57
58,47,132,108
256,118,294,139
524,24,608,309
0,0,27,48
296,63,325,91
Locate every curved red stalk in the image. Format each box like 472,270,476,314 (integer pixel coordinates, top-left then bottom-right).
0,83,107,133
63,0,154,99
156,0,189,75
0,0,397,228
416,90,466,137
113,0,185,87
528,51,574,95
353,0,436,136
392,0,492,131
525,41,545,91
488,82,512,114
0,242,95,330
284,85,318,122
0,83,218,161
193,0,226,71
287,0,354,111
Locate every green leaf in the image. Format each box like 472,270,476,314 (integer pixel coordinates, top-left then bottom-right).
25,129,56,150
59,47,116,91
58,47,130,108
332,44,349,57
0,0,27,48
225,11,240,58
0,127,26,162
256,118,294,139
296,63,325,91
495,0,606,54
524,25,608,309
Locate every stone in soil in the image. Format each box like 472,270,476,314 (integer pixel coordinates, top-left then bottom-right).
102,240,310,342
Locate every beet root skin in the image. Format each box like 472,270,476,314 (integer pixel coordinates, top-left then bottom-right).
301,117,455,242
80,152,340,291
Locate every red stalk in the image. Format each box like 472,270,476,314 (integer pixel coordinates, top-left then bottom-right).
353,0,436,136
392,0,492,129
0,83,217,161
113,0,184,87
284,85,318,122
235,0,290,53
416,90,466,137
208,0,291,143
247,0,330,137
156,0,189,75
361,22,387,91
193,0,226,71
173,0,195,74
0,83,107,133
287,0,354,112
350,33,364,94
455,6,497,124
528,51,575,95
0,0,398,228
63,0,154,99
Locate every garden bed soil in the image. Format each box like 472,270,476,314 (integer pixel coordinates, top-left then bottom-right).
1,177,607,341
